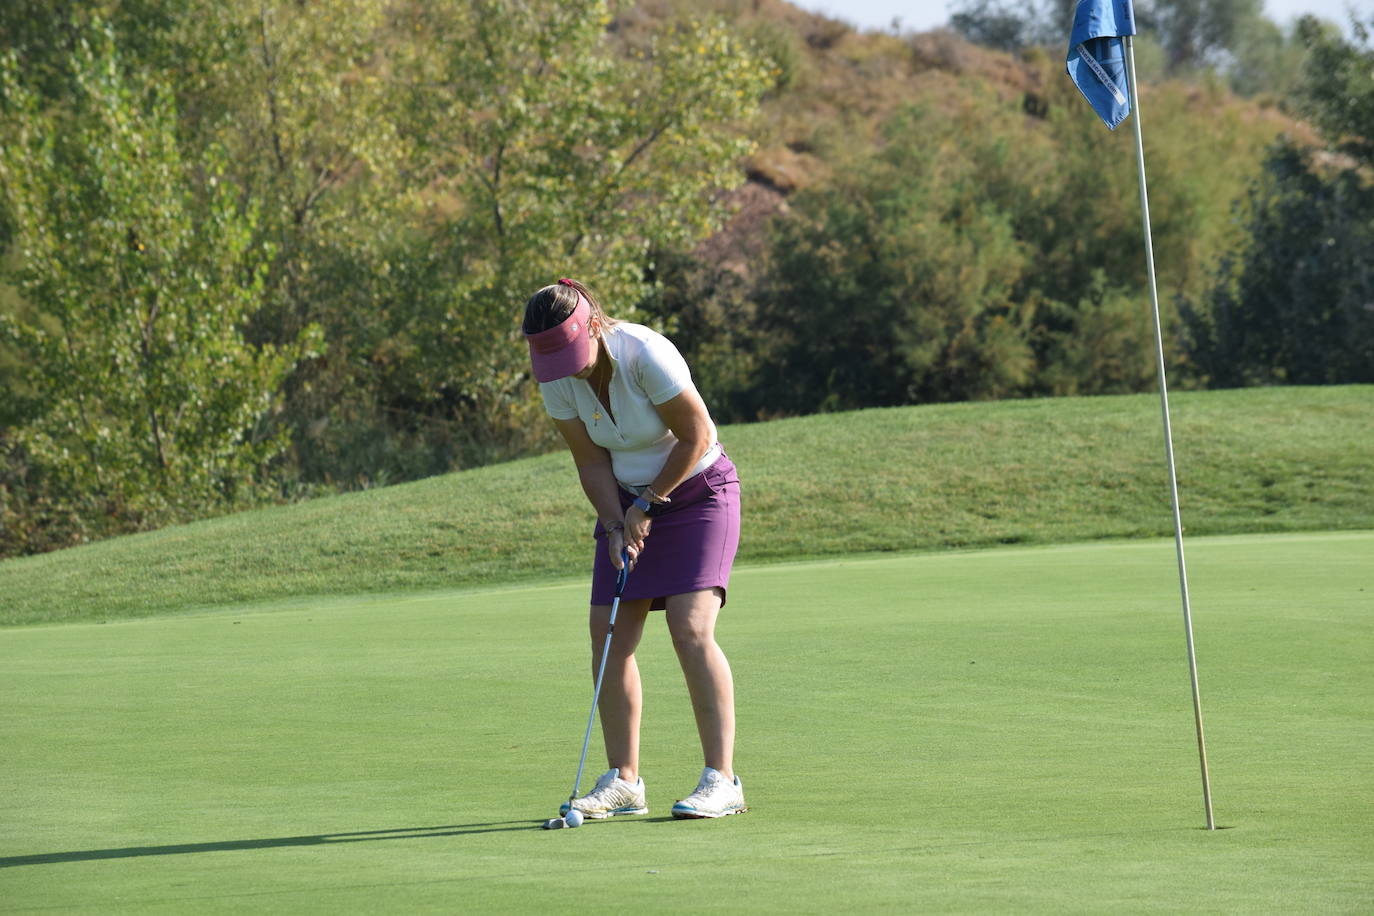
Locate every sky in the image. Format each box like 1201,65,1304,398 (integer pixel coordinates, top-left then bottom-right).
791,0,1371,36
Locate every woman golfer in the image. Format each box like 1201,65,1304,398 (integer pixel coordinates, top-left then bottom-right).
523,278,745,820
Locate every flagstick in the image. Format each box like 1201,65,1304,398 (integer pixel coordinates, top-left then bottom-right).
1123,35,1216,831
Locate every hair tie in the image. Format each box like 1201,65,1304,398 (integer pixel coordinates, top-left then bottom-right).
558,278,576,288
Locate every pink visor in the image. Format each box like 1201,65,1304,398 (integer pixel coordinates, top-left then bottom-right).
526,292,592,382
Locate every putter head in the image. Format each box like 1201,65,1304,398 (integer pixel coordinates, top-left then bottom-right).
542,816,567,830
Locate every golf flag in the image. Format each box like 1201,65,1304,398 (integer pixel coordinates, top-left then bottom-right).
1067,0,1136,129
1064,0,1218,831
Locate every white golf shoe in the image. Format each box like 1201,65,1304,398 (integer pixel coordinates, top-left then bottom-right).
671,767,747,819
560,768,648,819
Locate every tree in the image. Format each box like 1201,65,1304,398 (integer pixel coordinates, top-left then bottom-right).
1182,15,1374,386
1225,14,1306,98
1181,146,1374,386
949,0,1075,52
950,0,1035,52
669,44,1294,419
744,104,1036,416
950,0,1267,76
2,1,427,490
1294,14,1374,168
0,26,314,550
119,0,776,480
0,0,778,543
380,0,776,464
157,1,415,484
1140,0,1265,73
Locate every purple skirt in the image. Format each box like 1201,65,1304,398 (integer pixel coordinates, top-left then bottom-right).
591,450,740,610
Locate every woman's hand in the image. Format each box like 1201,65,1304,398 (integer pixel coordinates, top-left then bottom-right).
624,504,651,558
607,525,640,572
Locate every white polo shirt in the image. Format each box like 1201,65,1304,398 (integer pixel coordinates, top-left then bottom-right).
539,323,719,488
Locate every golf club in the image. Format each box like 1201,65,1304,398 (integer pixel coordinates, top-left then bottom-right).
543,548,630,830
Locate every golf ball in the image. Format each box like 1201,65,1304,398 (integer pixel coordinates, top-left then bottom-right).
565,809,584,828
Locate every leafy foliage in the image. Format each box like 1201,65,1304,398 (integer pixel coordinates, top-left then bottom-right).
1225,13,1308,98
949,0,1075,53
1182,15,1374,387
746,103,1034,414
0,0,1360,558
0,2,777,554
380,0,776,468
1293,15,1374,168
0,26,313,551
1140,0,1265,73
662,49,1288,420
1182,146,1374,387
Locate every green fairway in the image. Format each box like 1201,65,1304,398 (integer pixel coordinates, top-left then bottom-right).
3,532,1370,913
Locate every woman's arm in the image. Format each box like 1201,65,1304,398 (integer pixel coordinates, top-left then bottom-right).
553,417,634,569
646,386,715,498
622,386,714,547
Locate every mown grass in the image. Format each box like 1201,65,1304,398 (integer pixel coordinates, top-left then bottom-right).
1,385,1370,626
2,535,1371,912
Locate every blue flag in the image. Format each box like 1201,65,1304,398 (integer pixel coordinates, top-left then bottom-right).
1066,0,1136,130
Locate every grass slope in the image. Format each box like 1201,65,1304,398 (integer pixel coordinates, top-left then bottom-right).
1,386,1371,626
2,534,1370,912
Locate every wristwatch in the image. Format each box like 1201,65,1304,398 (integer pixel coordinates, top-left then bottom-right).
633,485,671,515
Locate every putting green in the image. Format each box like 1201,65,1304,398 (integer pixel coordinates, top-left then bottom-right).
2,532,1371,913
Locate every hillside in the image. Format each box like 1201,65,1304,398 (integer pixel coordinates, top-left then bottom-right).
634,0,1318,286
4,0,1347,562
1,386,1369,626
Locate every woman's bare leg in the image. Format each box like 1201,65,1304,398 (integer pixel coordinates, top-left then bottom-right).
664,588,735,779
589,599,651,783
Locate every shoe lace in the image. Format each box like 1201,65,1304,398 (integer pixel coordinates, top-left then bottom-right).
583,773,627,804
584,784,615,802
685,772,726,801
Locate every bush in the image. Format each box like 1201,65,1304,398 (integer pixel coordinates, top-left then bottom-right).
1181,143,1374,386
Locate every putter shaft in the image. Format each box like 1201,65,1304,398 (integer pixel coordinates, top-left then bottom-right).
569,551,630,805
